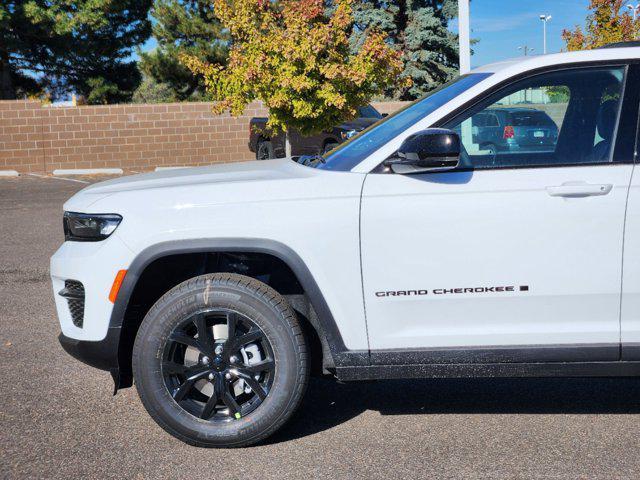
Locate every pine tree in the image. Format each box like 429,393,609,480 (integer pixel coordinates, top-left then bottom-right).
348,0,459,100
1,0,152,103
139,0,229,101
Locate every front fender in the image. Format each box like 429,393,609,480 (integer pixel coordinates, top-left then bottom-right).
111,238,369,369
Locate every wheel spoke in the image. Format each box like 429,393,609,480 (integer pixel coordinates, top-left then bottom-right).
194,314,215,352
173,378,196,402
201,372,226,419
238,372,268,401
225,312,238,342
222,387,241,416
232,328,263,349
169,331,202,351
162,361,186,375
163,361,209,376
238,358,274,374
172,369,209,402
200,392,219,420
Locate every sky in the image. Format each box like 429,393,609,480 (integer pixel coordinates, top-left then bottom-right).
138,0,597,67
449,0,593,68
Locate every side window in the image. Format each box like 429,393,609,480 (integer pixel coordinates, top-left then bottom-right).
446,67,626,169
472,113,487,128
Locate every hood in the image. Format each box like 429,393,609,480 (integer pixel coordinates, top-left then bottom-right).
61,157,366,251
83,158,309,195
63,158,318,212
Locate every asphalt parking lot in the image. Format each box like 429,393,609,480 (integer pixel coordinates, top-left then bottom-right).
2,174,640,479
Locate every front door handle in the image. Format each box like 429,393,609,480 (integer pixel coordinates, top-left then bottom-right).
546,181,613,198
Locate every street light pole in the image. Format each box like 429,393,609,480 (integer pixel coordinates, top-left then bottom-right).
458,0,471,74
539,14,552,54
518,45,534,56
628,4,639,21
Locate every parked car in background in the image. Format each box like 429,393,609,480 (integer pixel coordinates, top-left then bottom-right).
455,107,559,162
248,105,384,159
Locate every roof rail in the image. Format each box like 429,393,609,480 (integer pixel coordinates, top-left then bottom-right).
599,40,640,49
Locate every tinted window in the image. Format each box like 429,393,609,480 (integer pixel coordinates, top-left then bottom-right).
509,111,555,127
446,67,625,169
485,114,499,127
318,73,493,171
358,105,383,119
472,114,487,127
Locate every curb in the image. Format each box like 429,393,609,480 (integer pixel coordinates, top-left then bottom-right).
52,168,123,176
154,166,192,171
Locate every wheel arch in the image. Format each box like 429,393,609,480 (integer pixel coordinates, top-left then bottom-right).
112,239,362,388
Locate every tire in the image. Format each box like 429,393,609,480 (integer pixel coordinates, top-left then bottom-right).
322,142,339,154
133,273,308,448
256,140,275,160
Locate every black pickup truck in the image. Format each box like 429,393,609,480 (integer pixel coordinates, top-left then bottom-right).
248,105,384,159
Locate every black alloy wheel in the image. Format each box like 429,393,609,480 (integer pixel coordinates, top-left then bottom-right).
133,273,308,447
256,140,274,160
163,308,274,422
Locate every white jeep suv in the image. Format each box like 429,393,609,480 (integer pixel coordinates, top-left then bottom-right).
52,44,640,447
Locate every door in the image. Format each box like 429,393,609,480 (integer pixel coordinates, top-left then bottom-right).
361,65,635,363
621,76,640,359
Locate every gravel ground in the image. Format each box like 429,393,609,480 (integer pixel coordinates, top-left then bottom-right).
2,174,640,479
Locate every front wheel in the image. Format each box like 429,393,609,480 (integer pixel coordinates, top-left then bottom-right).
133,273,308,447
256,140,275,160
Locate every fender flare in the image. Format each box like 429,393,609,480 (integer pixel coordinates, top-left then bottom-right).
111,238,368,368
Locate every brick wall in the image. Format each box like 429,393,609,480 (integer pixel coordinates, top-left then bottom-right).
0,101,47,173
0,100,410,174
371,101,409,115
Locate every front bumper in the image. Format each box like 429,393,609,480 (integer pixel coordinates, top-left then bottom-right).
52,234,136,390
51,235,134,341
58,328,132,390
58,328,121,371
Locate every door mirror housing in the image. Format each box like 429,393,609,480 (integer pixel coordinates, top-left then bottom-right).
386,128,461,174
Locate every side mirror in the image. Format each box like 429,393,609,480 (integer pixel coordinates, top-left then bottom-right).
385,128,460,174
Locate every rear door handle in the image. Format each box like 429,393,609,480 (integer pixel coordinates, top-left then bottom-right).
546,182,612,198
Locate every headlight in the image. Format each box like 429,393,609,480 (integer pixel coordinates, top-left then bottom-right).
340,129,359,140
63,212,122,242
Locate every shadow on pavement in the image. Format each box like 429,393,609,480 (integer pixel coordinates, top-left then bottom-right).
269,376,640,444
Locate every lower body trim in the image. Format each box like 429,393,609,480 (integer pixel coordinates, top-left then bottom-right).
58,328,132,392
336,361,640,381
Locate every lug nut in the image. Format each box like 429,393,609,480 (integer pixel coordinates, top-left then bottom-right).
215,345,223,355
225,373,232,380
230,356,238,364
201,356,210,365
208,373,215,381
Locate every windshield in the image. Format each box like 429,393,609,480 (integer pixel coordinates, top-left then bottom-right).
317,73,493,171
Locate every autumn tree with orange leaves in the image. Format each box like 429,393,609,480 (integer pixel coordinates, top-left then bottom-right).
182,0,405,156
562,0,639,50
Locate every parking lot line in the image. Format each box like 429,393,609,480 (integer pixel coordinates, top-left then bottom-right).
27,173,90,184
